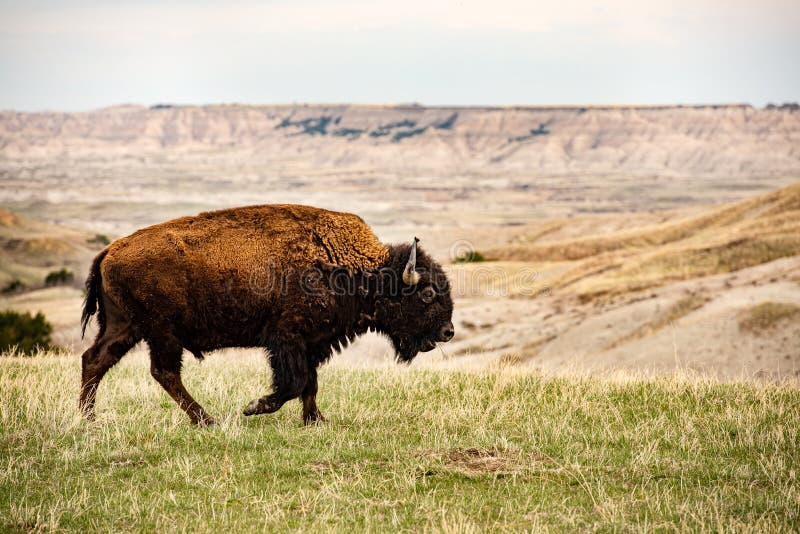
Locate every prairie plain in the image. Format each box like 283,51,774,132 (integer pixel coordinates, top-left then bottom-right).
1,103,800,532
2,352,799,532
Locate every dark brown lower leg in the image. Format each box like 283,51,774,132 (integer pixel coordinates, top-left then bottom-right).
301,368,325,425
148,338,215,426
79,333,136,419
243,346,308,417
243,392,285,416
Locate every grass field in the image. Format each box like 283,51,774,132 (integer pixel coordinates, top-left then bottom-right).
1,351,799,532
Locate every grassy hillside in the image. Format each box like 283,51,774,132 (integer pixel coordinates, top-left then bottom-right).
486,182,800,302
0,209,102,290
443,184,800,376
1,351,798,532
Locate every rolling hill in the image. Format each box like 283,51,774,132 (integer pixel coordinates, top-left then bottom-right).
0,208,101,289
438,183,800,377
486,182,800,301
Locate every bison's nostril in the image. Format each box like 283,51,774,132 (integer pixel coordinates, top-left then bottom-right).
440,323,455,341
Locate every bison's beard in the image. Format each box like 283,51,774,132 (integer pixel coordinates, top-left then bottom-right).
389,334,438,363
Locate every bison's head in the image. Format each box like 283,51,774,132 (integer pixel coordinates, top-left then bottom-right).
373,238,454,362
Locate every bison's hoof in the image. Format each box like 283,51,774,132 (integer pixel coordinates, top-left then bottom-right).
243,399,263,416
303,411,327,426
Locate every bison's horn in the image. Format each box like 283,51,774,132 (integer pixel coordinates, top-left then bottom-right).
402,237,420,285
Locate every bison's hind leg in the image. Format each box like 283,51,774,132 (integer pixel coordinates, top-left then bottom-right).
79,324,138,420
147,336,216,426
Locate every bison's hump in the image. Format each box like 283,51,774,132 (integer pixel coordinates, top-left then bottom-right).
103,204,389,274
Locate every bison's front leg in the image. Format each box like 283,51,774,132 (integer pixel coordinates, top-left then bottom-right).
242,393,284,416
243,345,309,418
243,366,326,425
301,367,326,425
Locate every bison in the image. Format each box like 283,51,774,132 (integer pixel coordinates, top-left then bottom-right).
79,205,454,425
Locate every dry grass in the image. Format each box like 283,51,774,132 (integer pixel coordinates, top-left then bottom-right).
486,183,800,301
1,350,799,532
739,302,800,335
417,447,526,476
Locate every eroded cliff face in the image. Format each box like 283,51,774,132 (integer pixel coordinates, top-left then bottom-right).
2,103,798,177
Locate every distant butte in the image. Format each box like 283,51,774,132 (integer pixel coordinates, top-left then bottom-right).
0,103,798,178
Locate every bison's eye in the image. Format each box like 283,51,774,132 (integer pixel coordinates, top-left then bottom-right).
419,286,436,304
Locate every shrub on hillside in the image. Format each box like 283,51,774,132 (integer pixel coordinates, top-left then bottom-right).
454,250,487,263
88,234,110,246
739,302,800,334
0,310,53,355
1,279,26,294
44,268,74,286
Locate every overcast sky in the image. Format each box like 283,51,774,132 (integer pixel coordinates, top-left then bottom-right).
1,0,798,111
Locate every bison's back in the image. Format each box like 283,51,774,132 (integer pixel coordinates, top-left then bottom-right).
99,205,388,343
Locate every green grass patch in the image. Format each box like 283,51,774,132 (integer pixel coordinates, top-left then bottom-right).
1,352,798,532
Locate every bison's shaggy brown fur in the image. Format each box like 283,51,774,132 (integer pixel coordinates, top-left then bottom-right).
79,205,454,425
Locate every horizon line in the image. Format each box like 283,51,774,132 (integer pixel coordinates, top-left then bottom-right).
6,101,798,114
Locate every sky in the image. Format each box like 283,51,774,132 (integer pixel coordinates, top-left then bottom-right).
0,0,798,111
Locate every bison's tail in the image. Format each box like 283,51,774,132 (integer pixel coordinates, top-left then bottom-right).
81,248,109,339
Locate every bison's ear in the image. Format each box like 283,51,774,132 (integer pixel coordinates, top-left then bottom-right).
402,237,420,286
